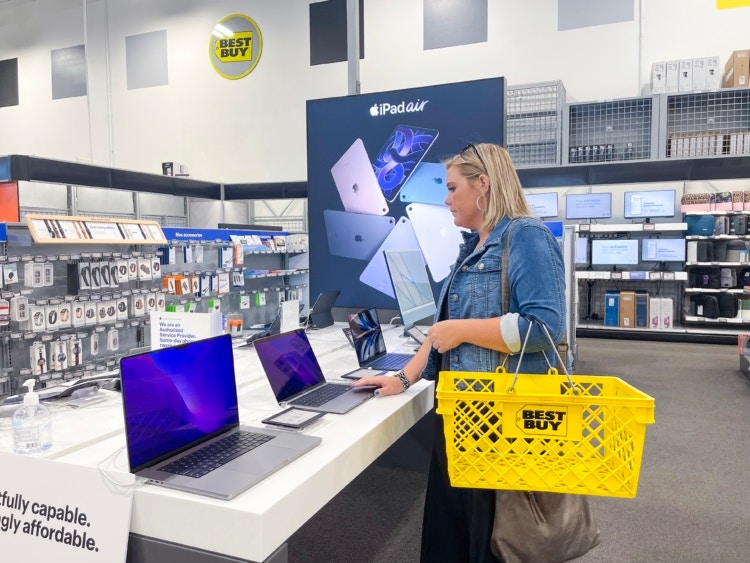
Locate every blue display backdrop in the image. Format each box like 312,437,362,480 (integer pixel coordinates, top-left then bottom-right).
306,77,506,312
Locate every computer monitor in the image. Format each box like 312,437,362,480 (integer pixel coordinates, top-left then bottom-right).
575,237,590,265
525,192,559,219
591,239,639,265
623,190,676,219
641,238,686,262
565,193,612,220
383,249,437,326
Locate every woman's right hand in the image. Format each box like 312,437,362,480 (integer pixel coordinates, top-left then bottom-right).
351,375,403,397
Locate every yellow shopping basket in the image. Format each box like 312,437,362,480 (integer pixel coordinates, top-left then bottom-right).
436,318,655,500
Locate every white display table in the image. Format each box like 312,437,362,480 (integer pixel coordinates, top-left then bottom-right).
4,324,433,563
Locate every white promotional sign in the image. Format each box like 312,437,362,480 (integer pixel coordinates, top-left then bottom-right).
280,299,301,333
149,311,223,349
0,451,134,562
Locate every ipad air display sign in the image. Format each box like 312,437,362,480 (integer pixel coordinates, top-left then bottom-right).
307,78,506,311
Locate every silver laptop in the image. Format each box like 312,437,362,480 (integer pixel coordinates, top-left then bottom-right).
347,307,414,370
119,334,321,501
254,329,377,414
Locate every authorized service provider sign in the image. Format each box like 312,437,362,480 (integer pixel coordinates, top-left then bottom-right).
209,14,263,80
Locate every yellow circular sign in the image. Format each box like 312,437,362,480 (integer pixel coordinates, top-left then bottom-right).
209,14,263,80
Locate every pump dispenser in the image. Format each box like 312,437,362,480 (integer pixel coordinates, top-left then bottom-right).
12,378,53,454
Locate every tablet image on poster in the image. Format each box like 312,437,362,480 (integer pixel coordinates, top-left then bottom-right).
372,125,439,202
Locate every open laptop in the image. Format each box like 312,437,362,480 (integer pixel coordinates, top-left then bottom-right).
254,329,376,414
119,334,321,501
347,308,414,370
307,289,341,329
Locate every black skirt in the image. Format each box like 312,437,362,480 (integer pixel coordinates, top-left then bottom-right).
419,392,503,563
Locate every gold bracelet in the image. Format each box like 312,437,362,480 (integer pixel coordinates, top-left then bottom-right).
393,369,410,390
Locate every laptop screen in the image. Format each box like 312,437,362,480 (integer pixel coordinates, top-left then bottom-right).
254,329,327,403
348,308,387,364
120,334,239,473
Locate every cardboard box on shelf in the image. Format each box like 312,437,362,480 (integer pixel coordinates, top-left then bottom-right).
679,59,693,92
604,290,620,327
659,297,673,329
619,291,636,328
692,58,706,90
723,49,750,88
651,61,666,94
706,56,721,90
665,60,680,93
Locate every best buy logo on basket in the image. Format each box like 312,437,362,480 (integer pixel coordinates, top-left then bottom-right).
516,405,569,436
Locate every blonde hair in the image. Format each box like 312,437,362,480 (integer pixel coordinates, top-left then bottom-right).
443,143,533,232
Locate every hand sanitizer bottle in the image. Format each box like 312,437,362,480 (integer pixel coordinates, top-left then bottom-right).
12,378,53,454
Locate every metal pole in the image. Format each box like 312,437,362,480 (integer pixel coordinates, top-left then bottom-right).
347,0,360,95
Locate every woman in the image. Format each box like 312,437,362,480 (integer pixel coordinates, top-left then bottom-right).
353,143,566,562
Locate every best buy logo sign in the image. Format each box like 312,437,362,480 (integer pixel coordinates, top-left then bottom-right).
209,14,263,80
516,405,569,436
215,32,253,63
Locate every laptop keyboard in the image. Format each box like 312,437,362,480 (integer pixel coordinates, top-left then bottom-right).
291,384,349,408
371,353,413,370
161,430,275,479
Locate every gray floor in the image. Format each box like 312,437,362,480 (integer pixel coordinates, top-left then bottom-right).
287,338,750,562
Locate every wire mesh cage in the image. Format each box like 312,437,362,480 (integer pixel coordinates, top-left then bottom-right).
506,81,566,167
665,88,750,158
566,97,656,164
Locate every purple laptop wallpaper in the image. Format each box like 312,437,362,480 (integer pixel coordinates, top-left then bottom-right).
120,334,238,472
254,329,327,403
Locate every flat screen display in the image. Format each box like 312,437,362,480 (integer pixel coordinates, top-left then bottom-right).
575,237,590,265
565,193,612,220
623,190,676,219
591,239,639,265
525,192,559,219
383,249,437,326
641,238,686,261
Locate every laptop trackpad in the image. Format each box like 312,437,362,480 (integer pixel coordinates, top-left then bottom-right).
224,444,301,475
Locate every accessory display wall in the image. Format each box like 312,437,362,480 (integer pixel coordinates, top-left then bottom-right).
0,222,308,399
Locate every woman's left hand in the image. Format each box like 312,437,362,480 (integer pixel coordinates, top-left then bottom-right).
427,320,463,354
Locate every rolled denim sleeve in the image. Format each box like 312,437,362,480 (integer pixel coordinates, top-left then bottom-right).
506,221,566,352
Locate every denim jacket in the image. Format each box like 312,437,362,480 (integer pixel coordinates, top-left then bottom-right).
421,216,566,379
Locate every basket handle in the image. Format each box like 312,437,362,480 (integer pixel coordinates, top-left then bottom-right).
508,318,576,393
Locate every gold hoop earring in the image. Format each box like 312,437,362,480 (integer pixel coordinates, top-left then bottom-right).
475,196,486,212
